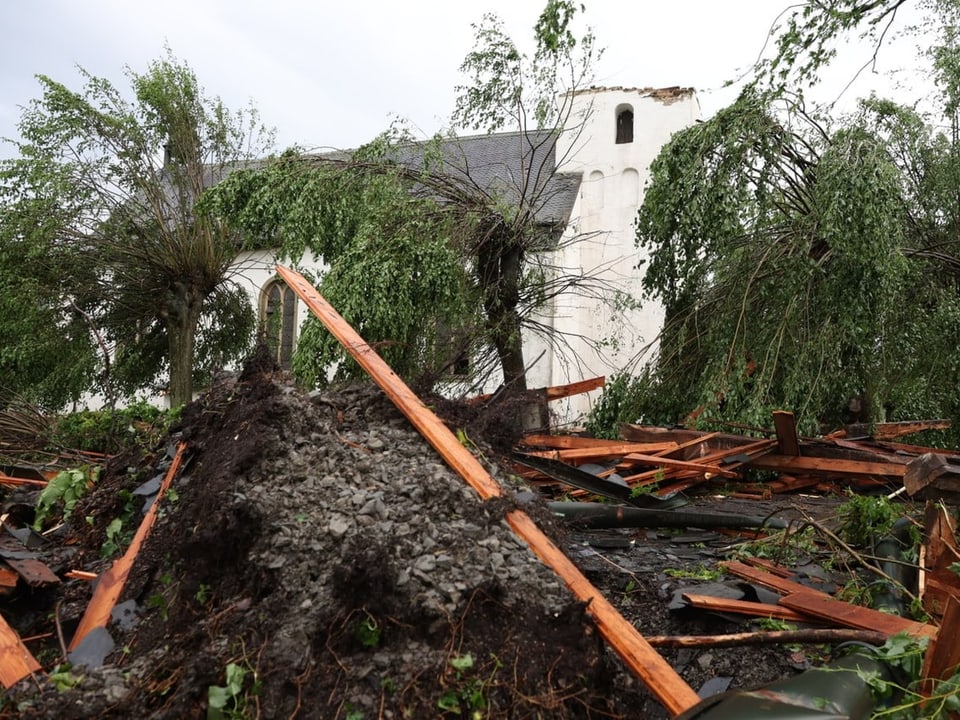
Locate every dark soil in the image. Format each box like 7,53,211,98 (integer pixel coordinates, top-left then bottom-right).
0,367,895,719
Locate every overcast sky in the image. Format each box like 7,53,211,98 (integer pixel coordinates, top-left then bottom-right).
0,0,932,158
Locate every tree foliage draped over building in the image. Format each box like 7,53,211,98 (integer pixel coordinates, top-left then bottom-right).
587,0,960,442
204,0,600,395
0,50,273,408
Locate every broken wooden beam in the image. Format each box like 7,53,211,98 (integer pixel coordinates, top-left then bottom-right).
842,419,952,440
921,595,960,697
0,614,41,688
682,594,812,623
276,264,702,717
69,442,186,651
524,442,678,463
905,453,960,497
544,376,605,401
779,591,938,639
772,410,801,456
745,454,907,478
719,561,832,598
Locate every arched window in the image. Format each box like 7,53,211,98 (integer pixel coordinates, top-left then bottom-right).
260,277,298,368
616,105,634,144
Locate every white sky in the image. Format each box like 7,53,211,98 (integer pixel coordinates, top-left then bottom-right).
0,0,935,158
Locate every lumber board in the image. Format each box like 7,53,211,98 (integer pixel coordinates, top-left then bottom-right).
772,410,801,456
746,454,906,477
2,556,59,587
869,419,950,440
740,557,794,578
544,376,605,401
618,453,740,479
921,595,960,694
922,573,960,619
682,594,812,622
719,561,832,598
0,566,18,588
525,442,678,463
905,453,960,496
653,432,722,459
779,591,938,639
70,442,186,651
517,435,632,450
277,265,702,717
619,424,760,455
0,473,48,488
0,613,40,688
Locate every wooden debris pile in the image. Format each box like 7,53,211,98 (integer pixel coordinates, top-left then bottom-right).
515,410,956,500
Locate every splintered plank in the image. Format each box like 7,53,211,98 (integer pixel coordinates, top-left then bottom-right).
276,264,702,717
517,435,635,450
0,613,40,687
544,376,605,401
69,442,186,651
618,453,740,479
921,595,960,696
524,442,678,463
746,454,907,478
682,594,813,623
719,561,832,598
740,557,794,578
0,473,48,488
779,591,938,639
772,410,801,456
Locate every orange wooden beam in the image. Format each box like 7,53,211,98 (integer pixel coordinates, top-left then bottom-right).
544,375,605,401
0,614,41,687
276,264,701,717
69,442,186,651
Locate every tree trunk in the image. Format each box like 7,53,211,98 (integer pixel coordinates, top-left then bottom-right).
479,238,527,392
166,284,204,408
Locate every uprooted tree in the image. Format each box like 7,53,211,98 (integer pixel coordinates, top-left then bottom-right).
202,0,605,396
586,0,960,442
0,49,273,409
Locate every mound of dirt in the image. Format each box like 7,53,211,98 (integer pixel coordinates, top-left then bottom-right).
8,368,655,719
2,359,872,720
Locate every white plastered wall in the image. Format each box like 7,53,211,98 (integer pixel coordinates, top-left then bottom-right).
525,87,700,425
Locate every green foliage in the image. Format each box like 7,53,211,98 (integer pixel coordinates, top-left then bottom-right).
755,1,915,93
207,662,255,720
0,48,270,408
437,652,500,716
50,401,174,454
203,152,476,387
48,665,83,691
663,565,723,581
584,372,653,438
854,633,960,717
838,494,899,547
33,467,97,531
353,613,382,649
453,0,595,132
205,3,604,395
603,79,960,442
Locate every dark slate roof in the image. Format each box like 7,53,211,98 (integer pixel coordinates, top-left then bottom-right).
389,130,581,228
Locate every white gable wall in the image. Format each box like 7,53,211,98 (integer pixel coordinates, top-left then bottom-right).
525,87,700,424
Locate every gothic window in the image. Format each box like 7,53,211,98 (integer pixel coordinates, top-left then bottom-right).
616,105,634,144
260,278,298,368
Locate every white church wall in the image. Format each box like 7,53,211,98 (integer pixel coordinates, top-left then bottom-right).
538,87,700,423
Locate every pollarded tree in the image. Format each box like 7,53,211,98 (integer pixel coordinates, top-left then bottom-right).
205,0,604,396
0,50,273,408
